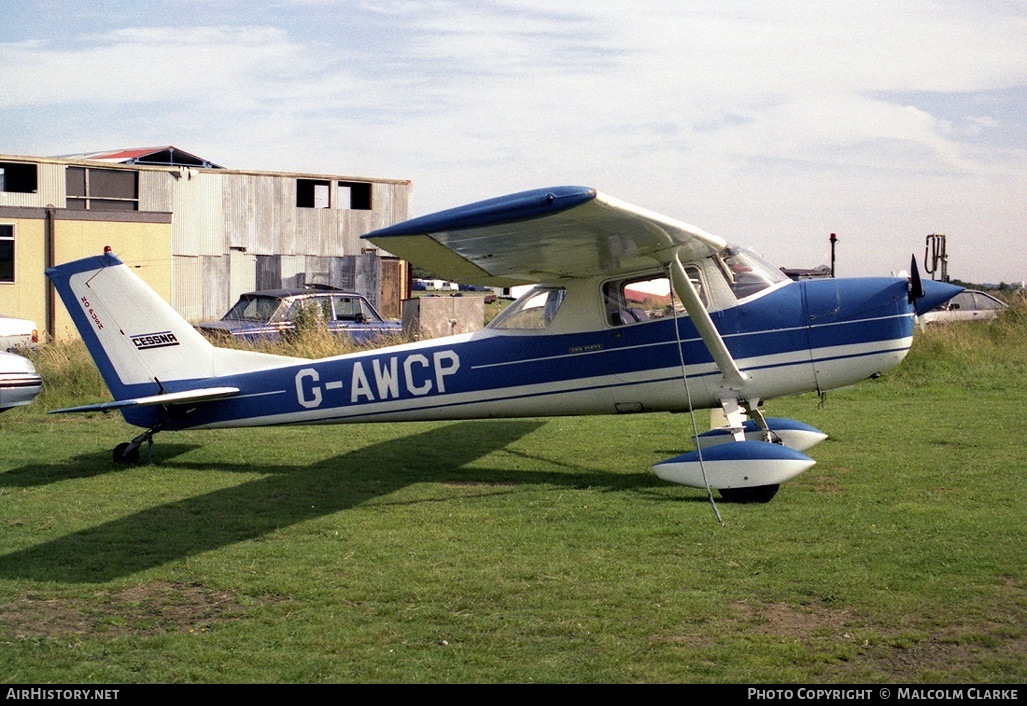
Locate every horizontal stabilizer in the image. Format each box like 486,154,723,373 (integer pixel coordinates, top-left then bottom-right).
49,386,240,415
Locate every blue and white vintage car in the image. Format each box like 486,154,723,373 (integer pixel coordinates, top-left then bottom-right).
195,288,401,344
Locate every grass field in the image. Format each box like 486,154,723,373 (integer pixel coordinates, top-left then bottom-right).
1,304,1025,683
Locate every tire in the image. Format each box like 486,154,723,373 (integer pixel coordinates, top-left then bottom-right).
113,442,140,464
718,484,780,504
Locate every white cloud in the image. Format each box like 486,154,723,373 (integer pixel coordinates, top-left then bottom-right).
0,26,316,108
0,0,1025,281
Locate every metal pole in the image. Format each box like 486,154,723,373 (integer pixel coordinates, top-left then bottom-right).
45,206,55,341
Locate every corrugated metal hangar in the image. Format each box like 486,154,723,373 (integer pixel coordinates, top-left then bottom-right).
0,146,412,340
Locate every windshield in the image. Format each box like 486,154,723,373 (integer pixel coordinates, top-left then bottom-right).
716,246,787,300
223,295,283,322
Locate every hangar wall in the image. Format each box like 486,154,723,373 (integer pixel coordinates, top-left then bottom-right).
0,153,411,340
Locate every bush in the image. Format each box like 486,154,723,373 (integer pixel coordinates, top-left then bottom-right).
893,298,1027,390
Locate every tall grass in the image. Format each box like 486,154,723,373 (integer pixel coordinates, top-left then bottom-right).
892,298,1027,390
24,339,109,409
211,325,411,360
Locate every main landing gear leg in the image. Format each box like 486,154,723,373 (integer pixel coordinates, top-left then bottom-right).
741,401,782,445
718,398,780,504
718,397,748,442
113,424,162,464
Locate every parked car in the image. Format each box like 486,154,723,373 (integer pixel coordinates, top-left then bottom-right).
918,289,1008,325
0,315,39,352
196,288,401,344
0,350,43,412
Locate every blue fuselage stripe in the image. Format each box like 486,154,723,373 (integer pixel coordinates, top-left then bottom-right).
115,277,915,431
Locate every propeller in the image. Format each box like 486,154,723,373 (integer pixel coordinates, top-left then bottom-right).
908,254,925,304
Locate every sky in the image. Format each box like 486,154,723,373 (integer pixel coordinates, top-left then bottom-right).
2,0,1025,284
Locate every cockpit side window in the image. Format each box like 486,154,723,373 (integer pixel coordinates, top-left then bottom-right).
603,269,707,327
489,287,567,330
715,246,788,300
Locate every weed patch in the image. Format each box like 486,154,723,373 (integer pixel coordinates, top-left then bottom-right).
0,582,251,639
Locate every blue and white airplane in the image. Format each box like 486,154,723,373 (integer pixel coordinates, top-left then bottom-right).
46,186,961,502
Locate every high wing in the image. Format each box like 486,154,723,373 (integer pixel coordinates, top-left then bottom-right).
363,186,727,286
365,185,745,388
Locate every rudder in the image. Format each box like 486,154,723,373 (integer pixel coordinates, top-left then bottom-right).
47,251,301,431
46,251,219,401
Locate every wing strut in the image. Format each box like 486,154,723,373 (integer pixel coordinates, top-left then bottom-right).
666,252,748,391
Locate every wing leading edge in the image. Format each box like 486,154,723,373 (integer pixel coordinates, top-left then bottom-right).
363,186,727,286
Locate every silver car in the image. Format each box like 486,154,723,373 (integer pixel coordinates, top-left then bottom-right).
919,289,1008,325
0,350,42,412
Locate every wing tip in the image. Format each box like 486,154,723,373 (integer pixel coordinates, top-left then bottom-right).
363,185,597,240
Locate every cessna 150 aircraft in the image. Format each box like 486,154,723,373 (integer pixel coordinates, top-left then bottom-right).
46,186,961,502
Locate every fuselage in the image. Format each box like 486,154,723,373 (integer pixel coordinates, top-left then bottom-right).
125,273,917,432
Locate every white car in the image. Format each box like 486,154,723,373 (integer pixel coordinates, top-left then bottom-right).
0,350,42,412
0,315,39,352
918,289,1008,325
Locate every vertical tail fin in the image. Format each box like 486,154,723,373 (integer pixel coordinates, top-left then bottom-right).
46,251,297,401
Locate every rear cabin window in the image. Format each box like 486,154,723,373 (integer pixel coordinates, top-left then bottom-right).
289,296,333,322
971,292,1005,311
603,269,706,326
489,287,566,330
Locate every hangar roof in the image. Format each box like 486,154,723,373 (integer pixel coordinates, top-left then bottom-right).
55,146,224,169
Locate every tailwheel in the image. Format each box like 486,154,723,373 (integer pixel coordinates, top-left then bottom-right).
113,442,141,464
112,424,162,465
718,484,780,504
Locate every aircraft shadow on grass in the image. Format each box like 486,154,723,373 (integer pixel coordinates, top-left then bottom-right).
0,420,678,584
0,443,203,488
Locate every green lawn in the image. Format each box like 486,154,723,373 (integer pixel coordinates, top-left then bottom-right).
1,311,1025,683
